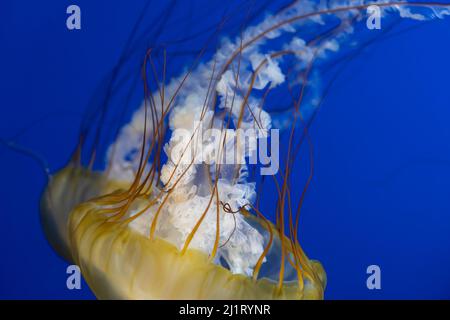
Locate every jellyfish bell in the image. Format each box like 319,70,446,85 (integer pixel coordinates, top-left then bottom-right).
39,1,449,299
41,164,326,299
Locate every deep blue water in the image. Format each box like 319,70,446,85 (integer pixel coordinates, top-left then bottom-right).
1,1,450,299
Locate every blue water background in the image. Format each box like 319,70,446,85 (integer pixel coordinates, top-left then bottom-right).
1,1,450,299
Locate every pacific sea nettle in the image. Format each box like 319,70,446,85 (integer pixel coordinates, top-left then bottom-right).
40,1,450,299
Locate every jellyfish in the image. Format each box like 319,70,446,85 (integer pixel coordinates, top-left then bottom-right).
39,1,450,299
